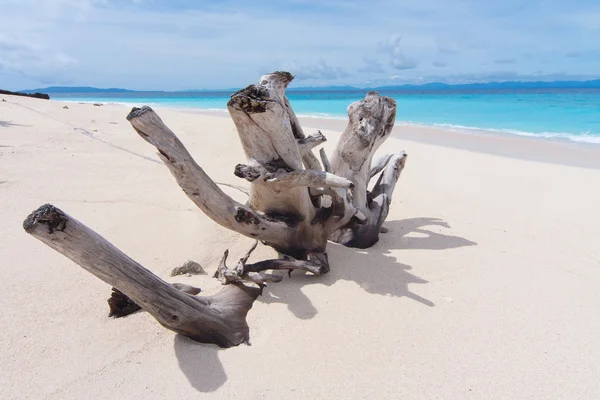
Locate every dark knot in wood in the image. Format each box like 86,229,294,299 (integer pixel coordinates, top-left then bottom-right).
23,204,68,234
234,164,262,182
269,71,294,83
107,287,142,318
126,105,153,121
234,207,260,225
228,85,270,113
265,210,304,227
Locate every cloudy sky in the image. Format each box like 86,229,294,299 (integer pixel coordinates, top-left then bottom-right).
1,0,599,90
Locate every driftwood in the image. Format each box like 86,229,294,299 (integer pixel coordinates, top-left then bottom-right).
23,71,407,347
128,71,406,262
23,204,260,347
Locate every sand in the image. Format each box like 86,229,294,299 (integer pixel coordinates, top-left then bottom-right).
1,95,600,399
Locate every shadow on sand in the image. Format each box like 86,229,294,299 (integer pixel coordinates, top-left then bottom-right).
261,217,477,318
174,217,476,392
0,120,30,128
174,335,227,392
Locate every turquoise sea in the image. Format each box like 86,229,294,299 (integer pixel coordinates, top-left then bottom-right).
51,88,600,144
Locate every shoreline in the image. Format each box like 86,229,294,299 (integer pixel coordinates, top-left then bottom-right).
192,108,600,170
55,98,600,146
4,94,600,169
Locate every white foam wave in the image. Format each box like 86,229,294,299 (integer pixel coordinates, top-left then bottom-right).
396,121,600,145
59,99,155,108
296,112,346,120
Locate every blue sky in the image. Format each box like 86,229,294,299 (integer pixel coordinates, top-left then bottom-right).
0,0,599,90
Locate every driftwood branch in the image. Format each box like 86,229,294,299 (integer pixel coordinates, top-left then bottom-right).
246,252,329,275
23,204,260,348
264,170,354,189
214,241,328,292
126,106,296,249
370,154,394,180
320,148,332,173
234,164,353,189
108,282,201,318
298,131,326,156
327,92,408,247
371,152,408,200
283,94,323,171
330,92,397,209
226,72,337,257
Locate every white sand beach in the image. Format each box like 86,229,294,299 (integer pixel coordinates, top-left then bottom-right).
2,95,600,399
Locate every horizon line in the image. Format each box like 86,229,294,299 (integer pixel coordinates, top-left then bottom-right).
20,77,600,93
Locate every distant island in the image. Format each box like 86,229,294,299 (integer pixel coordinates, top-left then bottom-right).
20,86,138,94
367,79,600,91
294,79,600,91
20,79,600,94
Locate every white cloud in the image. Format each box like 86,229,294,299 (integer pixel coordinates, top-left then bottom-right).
295,58,349,80
435,37,460,54
0,33,77,83
0,0,599,89
379,34,418,70
55,53,78,67
359,58,385,74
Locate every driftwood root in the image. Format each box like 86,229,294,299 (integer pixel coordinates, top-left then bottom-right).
23,71,410,349
214,240,329,293
108,288,141,318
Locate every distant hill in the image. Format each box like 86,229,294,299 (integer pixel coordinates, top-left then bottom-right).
20,86,137,94
183,85,360,92
372,79,600,91
295,79,600,91
290,85,360,91
181,88,239,93
21,79,600,94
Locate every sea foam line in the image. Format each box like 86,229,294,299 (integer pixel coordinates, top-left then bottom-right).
297,114,600,145
396,121,600,144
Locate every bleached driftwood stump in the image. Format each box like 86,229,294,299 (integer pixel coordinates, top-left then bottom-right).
23,71,407,347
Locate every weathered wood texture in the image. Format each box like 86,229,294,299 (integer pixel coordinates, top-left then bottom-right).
127,72,406,264
23,204,260,347
22,71,408,348
214,241,328,293
328,92,407,247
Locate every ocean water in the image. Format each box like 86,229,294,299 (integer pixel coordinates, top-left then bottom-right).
51,88,600,144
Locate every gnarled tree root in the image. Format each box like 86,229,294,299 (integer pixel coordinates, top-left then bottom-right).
23,71,410,348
